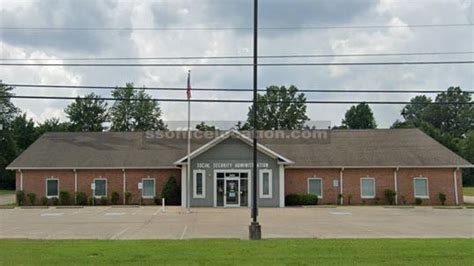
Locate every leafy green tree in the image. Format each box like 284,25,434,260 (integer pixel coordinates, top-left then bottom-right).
65,93,108,132
243,85,309,130
196,122,216,131
36,118,69,136
12,113,38,152
341,102,377,129
461,131,474,186
110,83,166,131
0,83,19,189
401,95,432,123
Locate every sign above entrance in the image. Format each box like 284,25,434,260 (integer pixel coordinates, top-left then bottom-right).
196,162,269,169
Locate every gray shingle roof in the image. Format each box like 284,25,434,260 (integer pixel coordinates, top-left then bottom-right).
7,129,472,169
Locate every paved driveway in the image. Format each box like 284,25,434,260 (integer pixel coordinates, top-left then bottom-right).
0,206,472,240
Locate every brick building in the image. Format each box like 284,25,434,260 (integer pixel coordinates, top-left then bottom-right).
7,129,472,206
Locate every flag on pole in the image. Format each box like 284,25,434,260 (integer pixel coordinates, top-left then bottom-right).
187,70,192,100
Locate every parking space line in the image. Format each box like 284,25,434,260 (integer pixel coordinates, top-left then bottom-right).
131,209,140,215
180,225,188,240
153,209,161,216
105,212,126,216
110,226,131,240
40,213,64,217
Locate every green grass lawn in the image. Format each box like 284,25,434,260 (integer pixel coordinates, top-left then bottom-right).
0,189,15,196
0,239,472,265
463,187,474,196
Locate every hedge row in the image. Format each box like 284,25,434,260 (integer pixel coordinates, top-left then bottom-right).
285,194,319,206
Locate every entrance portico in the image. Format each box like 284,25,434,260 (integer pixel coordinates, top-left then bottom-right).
175,130,293,208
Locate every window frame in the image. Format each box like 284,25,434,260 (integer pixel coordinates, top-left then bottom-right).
193,170,206,198
360,177,376,199
45,178,59,199
141,178,156,199
413,177,429,199
93,178,107,198
259,169,273,199
307,177,323,199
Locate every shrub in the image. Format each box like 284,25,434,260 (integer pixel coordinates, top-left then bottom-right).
99,197,108,205
337,193,344,205
75,192,87,205
415,198,423,205
154,197,161,205
125,192,132,205
41,197,49,206
51,197,59,206
27,192,36,206
438,193,447,205
111,191,120,205
347,195,353,205
162,175,181,205
285,194,318,206
401,195,407,205
16,191,25,206
374,197,381,205
59,191,71,205
88,197,94,206
384,189,396,205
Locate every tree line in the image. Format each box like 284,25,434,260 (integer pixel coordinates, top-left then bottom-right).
0,83,472,189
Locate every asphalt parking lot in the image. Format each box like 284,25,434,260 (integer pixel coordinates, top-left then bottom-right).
0,206,472,240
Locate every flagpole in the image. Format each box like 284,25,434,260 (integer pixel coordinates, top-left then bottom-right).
187,70,191,213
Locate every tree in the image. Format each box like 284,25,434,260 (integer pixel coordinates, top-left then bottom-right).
461,131,474,186
36,118,69,136
0,83,19,189
12,113,38,152
110,83,166,131
243,85,309,130
401,95,432,123
162,175,180,205
65,93,108,132
341,103,377,129
196,122,216,131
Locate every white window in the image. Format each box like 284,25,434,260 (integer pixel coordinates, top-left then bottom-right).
94,178,107,198
193,170,206,198
142,178,155,198
414,177,429,198
360,177,376,199
307,178,323,198
259,169,272,198
46,178,59,198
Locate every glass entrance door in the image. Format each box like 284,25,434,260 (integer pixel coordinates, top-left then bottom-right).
224,178,240,207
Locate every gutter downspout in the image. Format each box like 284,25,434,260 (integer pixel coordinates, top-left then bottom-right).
453,168,459,206
122,169,126,205
394,167,399,205
73,169,77,204
19,169,23,191
339,168,344,205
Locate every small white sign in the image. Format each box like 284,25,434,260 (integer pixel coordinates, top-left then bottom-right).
91,183,96,190
333,180,339,188
138,182,143,190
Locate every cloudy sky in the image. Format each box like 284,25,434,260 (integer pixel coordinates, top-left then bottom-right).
0,0,472,128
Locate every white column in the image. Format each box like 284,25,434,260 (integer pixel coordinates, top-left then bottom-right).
122,169,126,205
19,170,23,191
394,168,399,205
453,168,459,205
339,168,344,205
279,165,285,207
181,165,187,208
74,169,77,204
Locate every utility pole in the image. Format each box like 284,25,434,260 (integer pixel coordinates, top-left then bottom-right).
249,0,261,240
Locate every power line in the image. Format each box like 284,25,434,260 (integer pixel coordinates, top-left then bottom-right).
2,51,472,61
3,95,473,105
5,84,474,94
0,23,471,31
1,60,473,67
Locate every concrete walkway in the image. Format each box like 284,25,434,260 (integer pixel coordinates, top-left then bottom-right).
463,196,474,204
0,194,15,205
0,206,472,240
